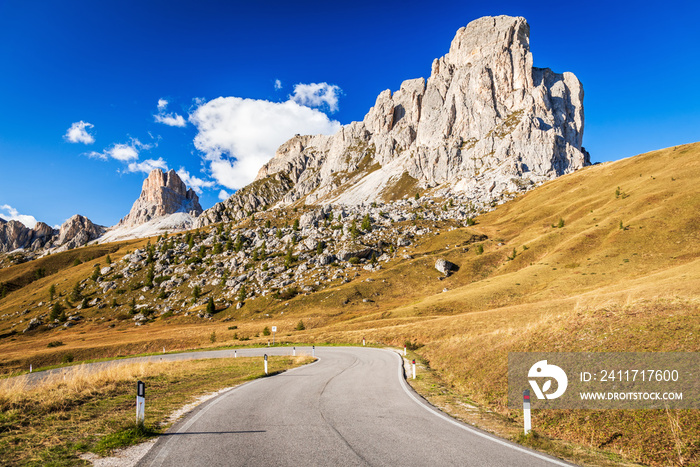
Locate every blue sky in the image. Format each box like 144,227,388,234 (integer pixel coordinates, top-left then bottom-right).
0,0,698,229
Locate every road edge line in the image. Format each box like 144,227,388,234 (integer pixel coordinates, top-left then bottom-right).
389,350,575,467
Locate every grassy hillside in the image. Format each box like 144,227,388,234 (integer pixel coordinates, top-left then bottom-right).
1,142,699,465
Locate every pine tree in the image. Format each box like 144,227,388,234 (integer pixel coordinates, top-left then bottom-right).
146,264,155,288
50,302,64,321
238,284,246,302
49,284,56,301
351,219,359,239
361,214,371,231
206,296,215,314
70,282,81,302
106,254,112,264
193,285,201,301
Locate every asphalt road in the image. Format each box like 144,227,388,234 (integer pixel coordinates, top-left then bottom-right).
137,346,575,467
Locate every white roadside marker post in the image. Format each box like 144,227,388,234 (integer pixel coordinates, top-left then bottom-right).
29,364,32,373
412,359,416,380
312,345,316,357
362,337,365,346
136,381,146,424
264,354,268,375
403,345,407,356
272,326,277,345
293,346,296,356
234,350,237,358
523,389,532,435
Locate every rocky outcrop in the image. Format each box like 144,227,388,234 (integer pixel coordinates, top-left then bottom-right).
198,15,589,228
0,215,104,253
0,218,55,252
52,215,105,252
118,169,202,227
195,173,294,227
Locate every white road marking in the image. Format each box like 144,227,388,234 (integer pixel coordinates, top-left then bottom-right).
391,350,574,467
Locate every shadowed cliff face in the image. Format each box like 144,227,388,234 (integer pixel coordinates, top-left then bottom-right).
118,169,203,228
198,15,589,227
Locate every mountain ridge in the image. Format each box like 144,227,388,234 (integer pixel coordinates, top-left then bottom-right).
197,15,589,228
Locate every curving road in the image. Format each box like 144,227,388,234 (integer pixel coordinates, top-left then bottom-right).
137,347,574,467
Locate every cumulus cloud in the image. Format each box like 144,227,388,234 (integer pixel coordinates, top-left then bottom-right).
64,121,95,144
0,204,39,229
289,82,342,112
155,113,187,127
218,189,230,201
86,138,150,162
176,168,216,194
274,79,282,90
154,99,187,127
126,157,168,174
189,96,341,189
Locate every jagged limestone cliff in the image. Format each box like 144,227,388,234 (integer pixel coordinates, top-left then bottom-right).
197,15,589,227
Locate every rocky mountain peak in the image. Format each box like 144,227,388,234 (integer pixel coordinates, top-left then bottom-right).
197,15,589,227
118,169,203,228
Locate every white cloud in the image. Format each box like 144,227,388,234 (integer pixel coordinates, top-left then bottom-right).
64,121,95,144
289,82,342,112
218,189,230,200
0,204,39,229
176,168,215,194
155,113,187,127
86,138,149,162
154,99,187,127
126,157,168,174
189,96,341,189
274,79,282,90
108,143,140,161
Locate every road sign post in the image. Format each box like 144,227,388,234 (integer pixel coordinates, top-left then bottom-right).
412,360,416,380
523,389,531,434
403,345,407,356
136,381,145,424
293,346,296,356
362,337,365,346
264,354,268,375
312,345,315,357
272,326,277,345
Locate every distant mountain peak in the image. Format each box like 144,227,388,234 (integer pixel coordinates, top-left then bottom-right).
118,169,203,228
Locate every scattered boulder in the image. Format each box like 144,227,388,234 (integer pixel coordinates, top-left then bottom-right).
435,258,457,276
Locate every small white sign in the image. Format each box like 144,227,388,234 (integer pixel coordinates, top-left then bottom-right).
271,326,277,332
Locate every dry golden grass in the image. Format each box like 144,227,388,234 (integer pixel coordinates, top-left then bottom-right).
1,142,700,465
0,356,313,465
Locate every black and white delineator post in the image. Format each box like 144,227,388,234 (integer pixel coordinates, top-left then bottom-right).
234,350,237,358
293,346,296,356
403,345,407,356
136,381,146,424
412,359,416,379
523,389,532,434
362,337,365,346
312,345,316,357
264,354,268,375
